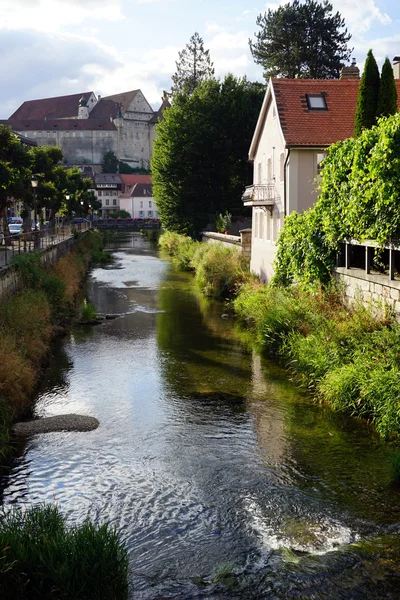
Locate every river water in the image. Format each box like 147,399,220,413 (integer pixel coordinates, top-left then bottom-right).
2,233,400,598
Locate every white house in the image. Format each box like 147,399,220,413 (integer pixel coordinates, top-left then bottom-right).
243,61,380,282
119,180,158,220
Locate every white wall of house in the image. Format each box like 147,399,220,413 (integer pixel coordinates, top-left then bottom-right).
250,96,286,282
120,196,158,219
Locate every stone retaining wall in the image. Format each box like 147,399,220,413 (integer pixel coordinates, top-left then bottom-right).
0,236,78,298
334,267,400,316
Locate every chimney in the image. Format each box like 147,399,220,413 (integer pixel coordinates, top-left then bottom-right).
98,94,101,101
340,58,360,79
393,57,400,79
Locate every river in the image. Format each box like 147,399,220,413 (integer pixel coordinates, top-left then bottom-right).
2,233,400,598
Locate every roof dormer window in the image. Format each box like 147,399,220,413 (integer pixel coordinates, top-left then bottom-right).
306,94,327,110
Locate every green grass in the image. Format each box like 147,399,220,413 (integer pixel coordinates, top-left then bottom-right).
81,301,97,321
389,451,400,484
234,281,400,439
0,504,129,599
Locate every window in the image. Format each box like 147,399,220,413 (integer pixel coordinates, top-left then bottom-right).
266,211,271,241
267,158,272,181
98,191,102,197
106,199,109,206
254,211,259,239
280,153,285,182
47,131,51,136
306,94,327,110
259,209,264,240
113,199,117,206
148,211,153,217
316,152,327,175
140,200,143,208
257,162,262,184
139,210,144,218
80,131,84,137
149,200,152,208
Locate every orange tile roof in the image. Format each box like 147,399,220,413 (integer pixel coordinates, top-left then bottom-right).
272,78,400,147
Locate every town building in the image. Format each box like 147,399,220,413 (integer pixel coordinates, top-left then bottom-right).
91,173,122,218
1,90,170,170
243,58,400,282
119,177,157,220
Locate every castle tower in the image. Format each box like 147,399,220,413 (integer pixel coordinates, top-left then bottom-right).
78,96,89,119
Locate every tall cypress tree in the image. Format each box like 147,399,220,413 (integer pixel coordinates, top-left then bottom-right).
354,49,380,137
377,57,398,119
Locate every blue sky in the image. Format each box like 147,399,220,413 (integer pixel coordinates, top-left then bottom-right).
0,0,399,117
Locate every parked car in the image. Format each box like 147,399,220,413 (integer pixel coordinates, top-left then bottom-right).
9,223,23,238
8,217,23,224
71,217,89,224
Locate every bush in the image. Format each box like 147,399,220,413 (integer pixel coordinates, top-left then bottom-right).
81,301,97,321
0,504,129,600
191,244,249,299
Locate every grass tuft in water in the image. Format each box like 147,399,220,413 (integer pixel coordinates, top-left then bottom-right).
81,300,97,321
0,504,129,600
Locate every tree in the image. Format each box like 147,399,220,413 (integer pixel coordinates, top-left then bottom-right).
0,126,30,233
171,32,215,98
354,50,380,137
249,0,352,80
152,75,264,236
377,57,398,119
101,151,119,173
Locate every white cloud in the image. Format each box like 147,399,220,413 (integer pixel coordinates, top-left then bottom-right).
0,0,125,33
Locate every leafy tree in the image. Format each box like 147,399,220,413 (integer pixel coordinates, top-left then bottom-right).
0,126,30,232
354,50,380,137
377,57,398,119
118,161,150,175
249,0,352,79
171,32,215,98
152,75,264,236
101,150,119,173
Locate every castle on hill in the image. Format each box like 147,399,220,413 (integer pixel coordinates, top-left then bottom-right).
1,90,170,169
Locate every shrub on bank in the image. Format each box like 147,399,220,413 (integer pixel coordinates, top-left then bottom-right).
0,504,129,600
234,281,400,438
159,231,250,298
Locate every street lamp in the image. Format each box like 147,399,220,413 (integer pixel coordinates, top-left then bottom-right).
31,175,39,249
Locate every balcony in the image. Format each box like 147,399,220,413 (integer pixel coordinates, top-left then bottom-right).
242,184,279,207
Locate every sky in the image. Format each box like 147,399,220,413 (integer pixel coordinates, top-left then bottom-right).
0,0,399,117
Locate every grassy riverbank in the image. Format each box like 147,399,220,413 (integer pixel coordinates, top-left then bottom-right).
0,230,107,457
160,232,400,441
0,504,129,599
159,231,249,299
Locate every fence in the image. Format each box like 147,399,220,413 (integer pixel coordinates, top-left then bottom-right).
0,222,92,268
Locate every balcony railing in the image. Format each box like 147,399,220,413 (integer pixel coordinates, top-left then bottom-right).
242,184,279,206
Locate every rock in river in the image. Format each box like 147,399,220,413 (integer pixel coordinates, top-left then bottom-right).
13,414,100,435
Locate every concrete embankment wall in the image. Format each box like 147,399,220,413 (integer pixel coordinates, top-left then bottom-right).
201,229,252,260
0,237,76,298
334,267,400,317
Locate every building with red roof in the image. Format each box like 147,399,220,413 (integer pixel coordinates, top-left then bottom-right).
243,59,400,282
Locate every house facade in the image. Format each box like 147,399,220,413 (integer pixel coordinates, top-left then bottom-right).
244,58,400,283
119,176,157,219
92,173,122,217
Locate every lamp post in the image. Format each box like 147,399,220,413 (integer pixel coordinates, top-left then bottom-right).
31,175,39,249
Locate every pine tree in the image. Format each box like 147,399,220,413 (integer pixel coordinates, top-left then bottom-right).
101,150,119,173
171,32,214,98
377,57,398,119
249,0,352,79
354,50,380,137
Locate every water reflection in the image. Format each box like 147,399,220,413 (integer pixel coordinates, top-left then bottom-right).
2,233,400,599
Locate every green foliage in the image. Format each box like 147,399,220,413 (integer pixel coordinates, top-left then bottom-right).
81,300,97,321
159,231,199,270
152,75,264,235
377,57,398,119
249,0,352,79
101,150,119,174
118,161,150,174
215,211,231,233
191,243,249,299
108,210,130,219
171,31,215,98
274,112,400,289
0,504,129,600
234,281,400,438
354,49,380,137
